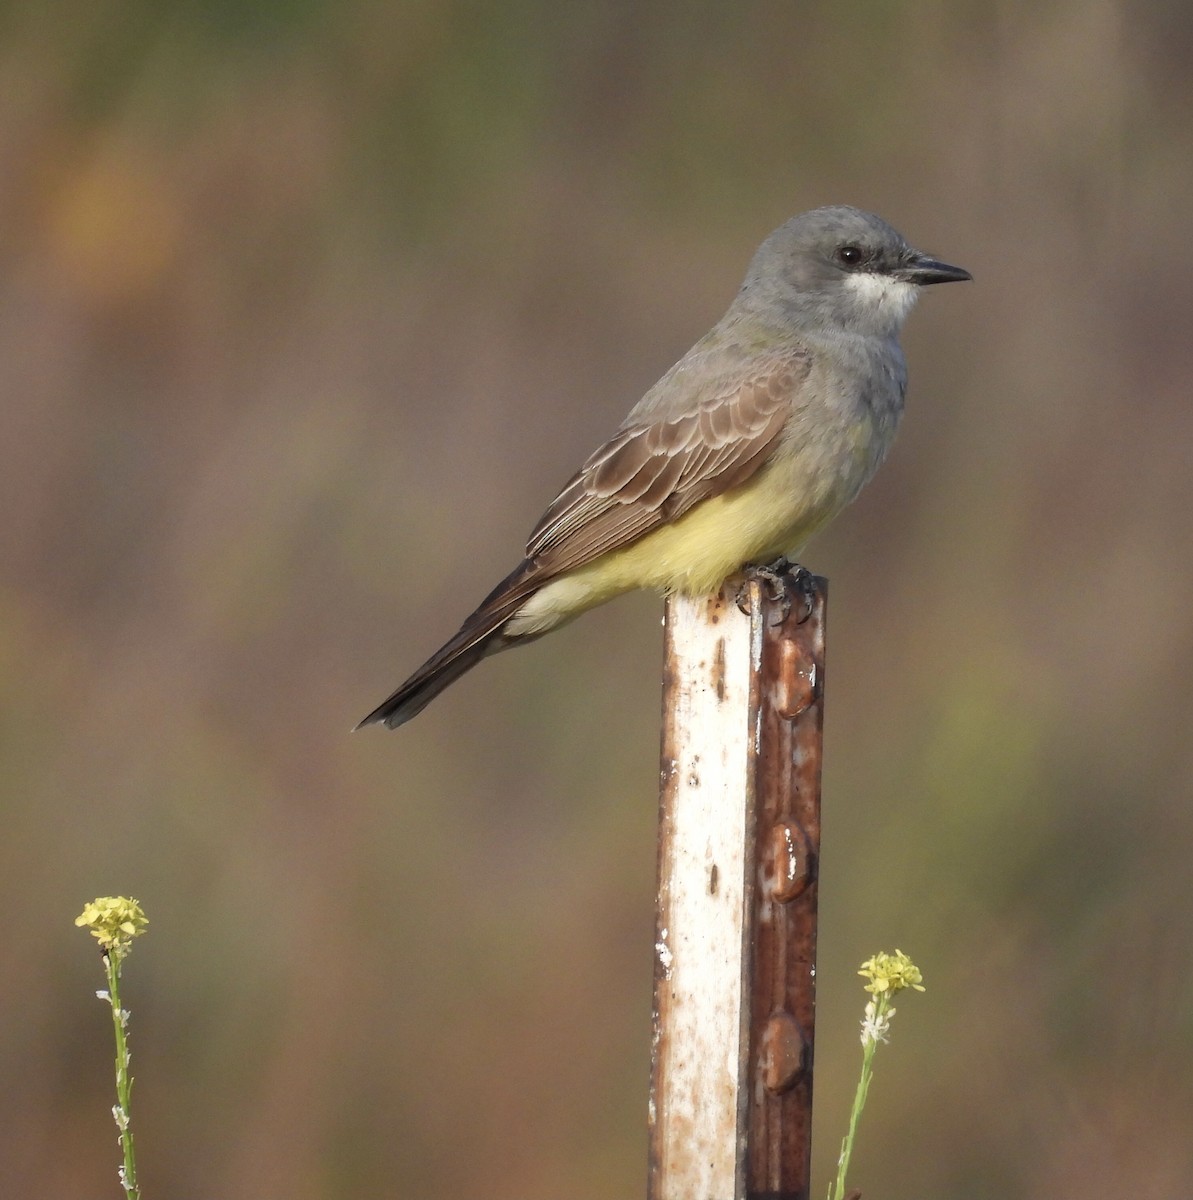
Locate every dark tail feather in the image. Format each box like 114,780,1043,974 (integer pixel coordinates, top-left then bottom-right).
354,625,503,729
356,561,539,731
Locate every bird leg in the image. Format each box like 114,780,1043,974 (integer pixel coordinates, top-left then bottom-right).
734,558,815,625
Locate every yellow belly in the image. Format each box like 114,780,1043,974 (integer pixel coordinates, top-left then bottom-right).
506,452,852,637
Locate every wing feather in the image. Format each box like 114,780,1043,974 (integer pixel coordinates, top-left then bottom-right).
525,351,810,576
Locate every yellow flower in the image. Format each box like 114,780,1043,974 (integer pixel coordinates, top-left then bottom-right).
75,897,148,960
857,949,924,996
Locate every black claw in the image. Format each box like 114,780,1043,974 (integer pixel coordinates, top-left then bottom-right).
734,583,752,618
788,563,816,625
735,558,815,625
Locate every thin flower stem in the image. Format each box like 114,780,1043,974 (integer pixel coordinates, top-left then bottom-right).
831,1015,880,1200
76,897,148,1198
828,950,923,1200
105,953,140,1199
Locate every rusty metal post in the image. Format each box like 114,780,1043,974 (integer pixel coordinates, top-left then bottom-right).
649,572,826,1200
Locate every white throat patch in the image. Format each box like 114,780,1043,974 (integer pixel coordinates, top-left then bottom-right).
843,271,919,326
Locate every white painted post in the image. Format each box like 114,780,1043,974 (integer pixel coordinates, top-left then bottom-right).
648,574,826,1200
649,585,756,1199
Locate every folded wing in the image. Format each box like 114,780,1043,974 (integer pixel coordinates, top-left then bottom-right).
525,350,810,576
357,349,811,728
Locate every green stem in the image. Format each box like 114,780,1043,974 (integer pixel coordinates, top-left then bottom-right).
830,999,883,1200
104,953,140,1199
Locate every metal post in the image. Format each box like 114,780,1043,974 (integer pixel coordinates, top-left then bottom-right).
648,572,826,1200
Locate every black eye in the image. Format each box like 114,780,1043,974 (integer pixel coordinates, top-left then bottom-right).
836,244,865,267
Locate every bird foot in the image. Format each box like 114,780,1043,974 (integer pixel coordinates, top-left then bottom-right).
734,558,816,625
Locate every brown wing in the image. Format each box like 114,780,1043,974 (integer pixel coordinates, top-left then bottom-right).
357,350,812,729
524,352,809,576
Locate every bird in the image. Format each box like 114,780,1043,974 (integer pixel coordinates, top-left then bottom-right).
358,206,970,729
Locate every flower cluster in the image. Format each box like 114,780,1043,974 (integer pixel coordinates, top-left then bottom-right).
76,896,148,1198
857,949,925,997
75,897,148,962
832,949,926,1200
859,998,892,1047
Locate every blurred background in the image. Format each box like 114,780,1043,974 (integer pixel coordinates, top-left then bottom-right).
4,1,1193,1196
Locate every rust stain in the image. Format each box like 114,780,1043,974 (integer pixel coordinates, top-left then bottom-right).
766,820,813,902
761,1010,807,1094
711,636,727,701
745,571,826,1198
776,634,820,719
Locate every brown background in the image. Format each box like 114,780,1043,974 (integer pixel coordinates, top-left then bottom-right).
4,2,1192,1197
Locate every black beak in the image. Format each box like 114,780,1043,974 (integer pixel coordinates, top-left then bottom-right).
897,252,972,286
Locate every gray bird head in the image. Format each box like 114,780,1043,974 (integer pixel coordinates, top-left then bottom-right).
739,206,971,338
